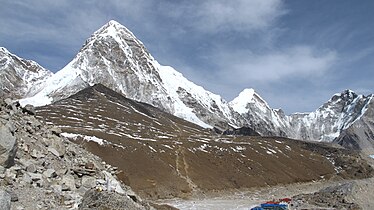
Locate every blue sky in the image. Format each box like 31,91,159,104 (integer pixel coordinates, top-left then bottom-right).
1,0,373,114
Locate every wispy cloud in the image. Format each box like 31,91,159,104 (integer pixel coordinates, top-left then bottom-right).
151,0,286,34
192,0,286,33
214,46,337,84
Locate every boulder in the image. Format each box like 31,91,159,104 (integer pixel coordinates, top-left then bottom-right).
81,176,96,189
22,104,36,115
61,174,76,191
50,127,62,137
0,125,17,168
0,190,11,210
4,98,12,107
43,169,56,178
26,172,42,181
5,190,18,202
79,189,146,210
49,136,66,157
26,164,37,173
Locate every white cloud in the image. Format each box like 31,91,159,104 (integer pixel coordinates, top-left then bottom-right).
215,46,337,84
194,0,286,33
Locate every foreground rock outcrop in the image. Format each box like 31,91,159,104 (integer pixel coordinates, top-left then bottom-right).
0,98,152,209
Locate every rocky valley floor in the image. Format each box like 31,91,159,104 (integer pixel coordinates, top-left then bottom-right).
158,175,374,209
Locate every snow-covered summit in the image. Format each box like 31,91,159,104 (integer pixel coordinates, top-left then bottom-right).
229,88,273,115
20,20,237,129
229,88,255,114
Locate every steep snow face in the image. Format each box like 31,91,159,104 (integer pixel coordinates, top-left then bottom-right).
157,64,238,128
20,20,235,128
0,47,53,99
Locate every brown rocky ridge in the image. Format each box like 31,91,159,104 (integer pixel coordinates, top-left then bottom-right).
35,84,374,203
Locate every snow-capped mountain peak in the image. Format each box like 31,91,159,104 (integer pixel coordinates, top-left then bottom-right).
229,88,256,114
20,20,236,129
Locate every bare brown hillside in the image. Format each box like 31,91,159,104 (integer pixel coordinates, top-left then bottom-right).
36,84,373,200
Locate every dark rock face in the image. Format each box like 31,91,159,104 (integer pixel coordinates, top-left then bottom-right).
223,126,260,136
334,129,361,150
333,98,374,154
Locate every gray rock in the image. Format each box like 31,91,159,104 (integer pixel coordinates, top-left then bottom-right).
49,137,66,157
0,114,10,120
43,169,56,178
5,122,15,134
4,169,16,180
41,138,51,147
4,98,12,107
22,173,32,184
0,125,17,168
27,172,42,181
82,176,96,189
35,179,44,187
56,168,67,177
0,166,5,174
79,189,146,210
18,158,32,168
62,174,76,191
50,185,62,194
5,190,18,202
47,148,60,157
30,149,40,159
22,104,36,115
0,190,11,210
50,127,62,136
26,164,37,173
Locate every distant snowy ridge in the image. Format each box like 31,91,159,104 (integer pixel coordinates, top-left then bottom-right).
0,47,53,99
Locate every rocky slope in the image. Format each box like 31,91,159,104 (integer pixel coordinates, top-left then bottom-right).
0,98,153,209
0,47,52,99
34,84,373,201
